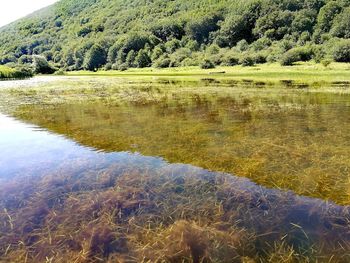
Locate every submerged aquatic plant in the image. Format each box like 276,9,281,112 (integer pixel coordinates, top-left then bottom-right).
0,77,350,262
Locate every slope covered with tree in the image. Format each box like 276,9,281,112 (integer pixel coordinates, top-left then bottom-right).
1,0,350,71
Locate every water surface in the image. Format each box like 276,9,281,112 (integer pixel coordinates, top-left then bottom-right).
0,78,349,262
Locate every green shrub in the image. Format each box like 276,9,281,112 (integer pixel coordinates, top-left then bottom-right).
330,8,350,39
333,41,350,62
206,44,220,55
236,39,249,51
239,55,255,67
151,45,165,61
200,59,215,69
11,66,34,78
83,45,107,71
154,57,171,68
280,47,313,66
0,65,33,79
18,55,33,65
321,59,332,67
169,48,192,66
110,63,118,70
280,51,300,66
135,50,152,68
251,37,272,51
209,54,224,65
221,55,239,66
104,63,112,70
32,55,56,74
126,50,137,67
181,58,198,67
312,45,326,63
54,69,66,75
185,40,200,51
253,53,267,64
118,63,128,71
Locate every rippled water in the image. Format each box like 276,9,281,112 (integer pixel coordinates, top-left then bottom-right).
0,78,349,262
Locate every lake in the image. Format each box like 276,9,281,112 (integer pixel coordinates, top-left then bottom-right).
0,76,349,262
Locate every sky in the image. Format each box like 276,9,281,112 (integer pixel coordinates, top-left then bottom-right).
0,0,59,28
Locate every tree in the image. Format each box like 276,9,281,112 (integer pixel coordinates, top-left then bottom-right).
280,47,313,66
316,1,342,33
186,13,221,43
83,45,106,71
200,59,215,69
303,0,325,11
333,40,350,62
151,20,185,41
291,10,316,34
253,10,294,40
32,55,56,74
185,40,200,51
118,32,151,53
18,55,33,65
126,50,136,67
77,25,92,37
0,0,349,72
107,45,119,63
236,39,249,51
63,50,75,67
74,49,84,70
165,39,181,53
216,15,248,47
240,55,255,67
135,50,151,68
151,45,165,61
330,8,350,39
154,56,171,68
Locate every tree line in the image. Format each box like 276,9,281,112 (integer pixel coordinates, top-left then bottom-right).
1,0,350,72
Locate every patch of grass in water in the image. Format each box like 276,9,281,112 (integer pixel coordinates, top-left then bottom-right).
0,158,348,262
67,62,350,84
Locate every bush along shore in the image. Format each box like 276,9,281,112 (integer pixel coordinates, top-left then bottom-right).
0,66,33,80
0,56,58,80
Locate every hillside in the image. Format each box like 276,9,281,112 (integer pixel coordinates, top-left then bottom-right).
1,0,350,71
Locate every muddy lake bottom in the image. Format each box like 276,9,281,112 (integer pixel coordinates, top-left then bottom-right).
0,76,349,262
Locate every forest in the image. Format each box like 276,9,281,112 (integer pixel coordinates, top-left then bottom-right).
1,0,350,72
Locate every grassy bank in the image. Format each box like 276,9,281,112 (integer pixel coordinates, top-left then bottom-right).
67,62,350,84
0,65,33,80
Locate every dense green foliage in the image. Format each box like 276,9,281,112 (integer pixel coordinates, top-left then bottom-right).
333,40,350,62
32,55,56,74
1,0,350,71
0,65,33,79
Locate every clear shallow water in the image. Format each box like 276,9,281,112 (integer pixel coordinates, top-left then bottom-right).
0,112,349,261
0,78,350,262
12,86,350,205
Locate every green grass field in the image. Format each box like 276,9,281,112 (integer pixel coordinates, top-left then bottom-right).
67,62,350,83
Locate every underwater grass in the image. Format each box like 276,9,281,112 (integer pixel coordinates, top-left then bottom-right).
0,76,350,262
0,154,349,262
2,77,350,205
